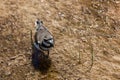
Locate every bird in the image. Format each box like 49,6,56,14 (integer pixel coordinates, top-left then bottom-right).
34,19,54,57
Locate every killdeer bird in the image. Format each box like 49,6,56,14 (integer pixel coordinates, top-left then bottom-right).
34,19,54,57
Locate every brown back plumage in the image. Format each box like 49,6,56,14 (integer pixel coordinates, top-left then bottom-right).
34,19,54,51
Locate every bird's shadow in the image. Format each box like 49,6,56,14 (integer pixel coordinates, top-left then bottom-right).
31,43,51,74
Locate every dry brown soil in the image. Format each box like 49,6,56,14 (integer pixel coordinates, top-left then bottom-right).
0,0,120,80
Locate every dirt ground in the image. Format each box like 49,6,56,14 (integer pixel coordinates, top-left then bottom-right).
0,0,120,80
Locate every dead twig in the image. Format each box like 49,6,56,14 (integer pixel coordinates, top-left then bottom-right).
89,41,94,72
85,37,94,72
30,30,33,46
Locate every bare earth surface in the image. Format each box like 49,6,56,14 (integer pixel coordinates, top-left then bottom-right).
0,0,120,80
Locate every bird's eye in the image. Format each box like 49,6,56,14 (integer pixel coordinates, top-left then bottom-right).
44,39,48,41
36,21,40,24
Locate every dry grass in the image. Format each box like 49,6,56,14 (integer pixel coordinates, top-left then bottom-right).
0,0,120,80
